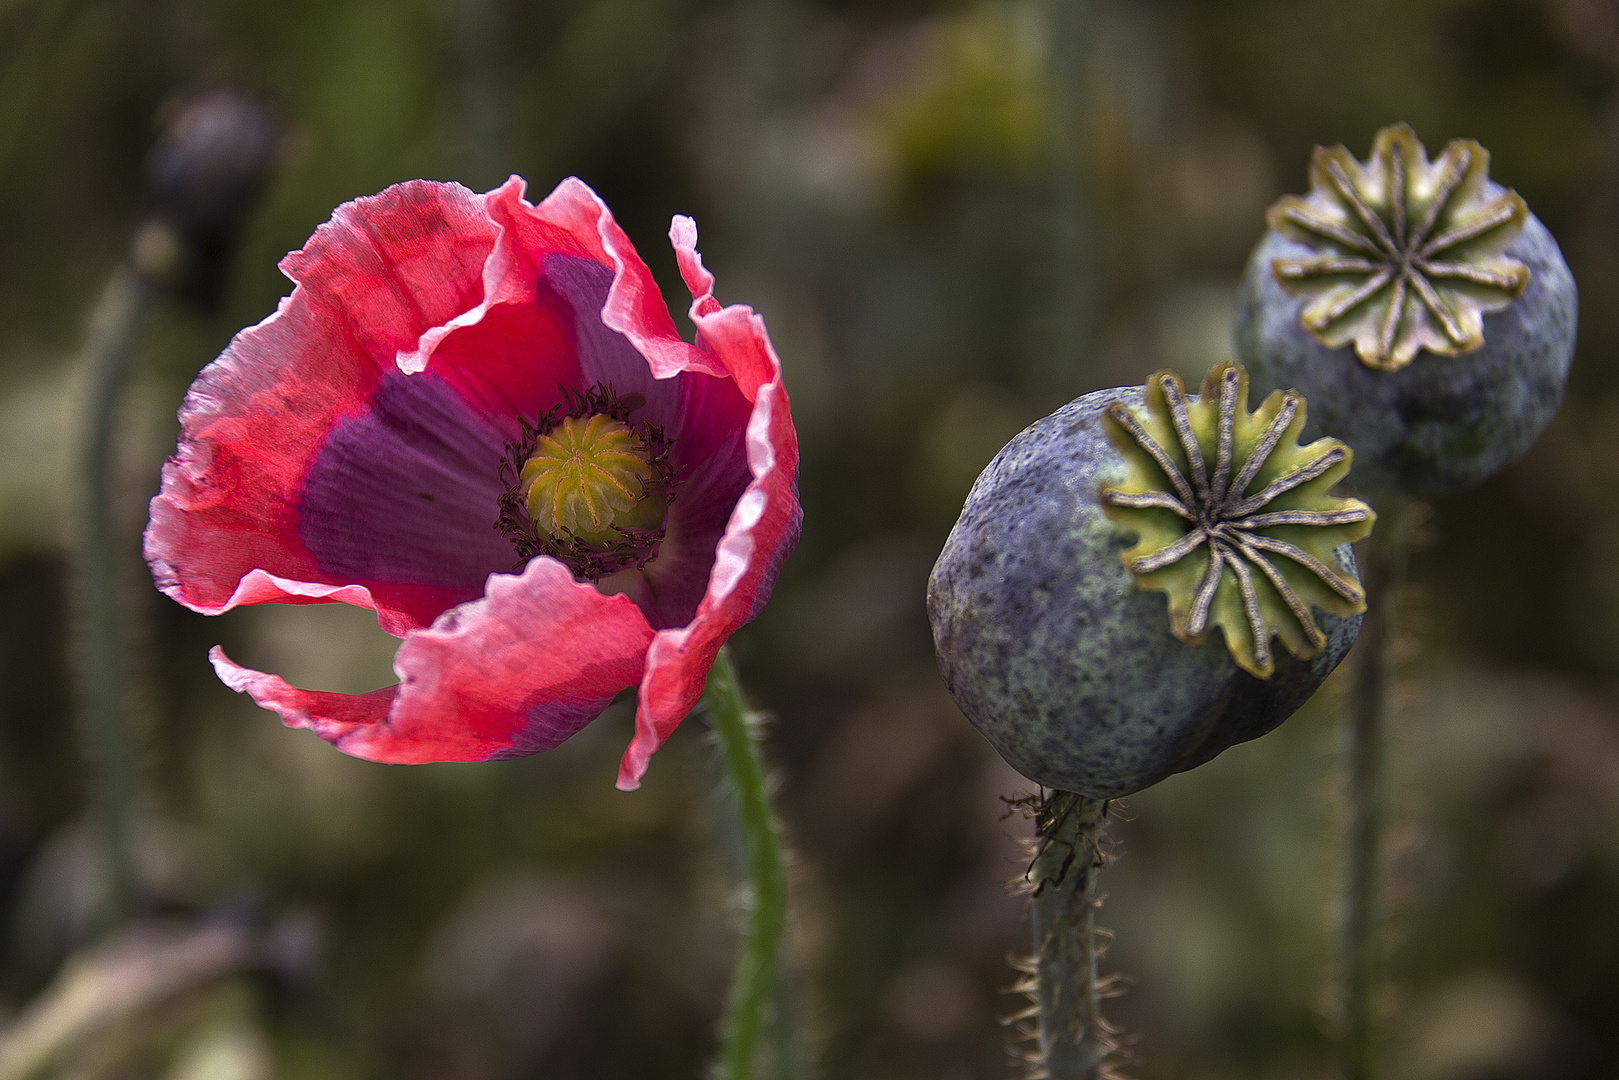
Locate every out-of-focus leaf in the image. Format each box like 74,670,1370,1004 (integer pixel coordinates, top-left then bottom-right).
0,922,256,1080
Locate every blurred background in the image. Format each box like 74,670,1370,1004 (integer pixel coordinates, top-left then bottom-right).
1,0,1617,1076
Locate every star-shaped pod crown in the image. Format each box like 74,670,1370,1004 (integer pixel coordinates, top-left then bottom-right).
1100,363,1375,678
1267,122,1529,371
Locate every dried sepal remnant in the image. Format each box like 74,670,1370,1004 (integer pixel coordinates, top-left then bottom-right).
1100,364,1375,678
1267,122,1529,371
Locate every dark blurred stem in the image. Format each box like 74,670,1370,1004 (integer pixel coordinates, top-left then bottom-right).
1032,792,1110,1079
705,647,789,1080
452,0,502,187
1345,495,1409,1080
78,264,154,929
1035,0,1095,390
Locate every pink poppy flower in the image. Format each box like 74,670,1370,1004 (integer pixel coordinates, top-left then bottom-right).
145,176,800,789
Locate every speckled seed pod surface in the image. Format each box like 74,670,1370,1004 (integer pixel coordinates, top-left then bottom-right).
928,387,1361,799
1236,209,1577,496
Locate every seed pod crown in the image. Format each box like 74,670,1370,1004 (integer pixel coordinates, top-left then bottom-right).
1100,363,1375,677
1267,122,1529,371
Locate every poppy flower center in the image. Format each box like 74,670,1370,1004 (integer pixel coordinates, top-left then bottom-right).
496,384,680,581
519,415,666,546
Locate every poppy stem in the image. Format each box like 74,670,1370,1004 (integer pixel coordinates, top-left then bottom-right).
77,264,156,929
704,646,789,1080
1344,494,1410,1080
1028,791,1114,1079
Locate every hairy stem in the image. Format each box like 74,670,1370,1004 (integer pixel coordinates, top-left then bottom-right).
1345,496,1410,1080
1031,792,1111,1079
705,647,789,1080
78,265,156,929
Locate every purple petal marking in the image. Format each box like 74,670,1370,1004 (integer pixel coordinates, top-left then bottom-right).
539,254,681,426
631,370,756,629
298,372,515,591
487,697,621,760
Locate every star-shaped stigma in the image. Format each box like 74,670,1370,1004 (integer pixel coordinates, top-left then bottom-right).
1268,122,1529,371
1100,364,1375,678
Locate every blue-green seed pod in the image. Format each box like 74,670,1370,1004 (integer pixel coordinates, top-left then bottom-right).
928,366,1368,798
1233,124,1577,495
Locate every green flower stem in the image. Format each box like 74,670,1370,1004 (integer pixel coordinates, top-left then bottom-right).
1031,792,1111,1080
1345,495,1410,1080
78,264,156,929
704,646,788,1080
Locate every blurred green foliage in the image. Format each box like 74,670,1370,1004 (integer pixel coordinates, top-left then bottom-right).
1,0,1617,1077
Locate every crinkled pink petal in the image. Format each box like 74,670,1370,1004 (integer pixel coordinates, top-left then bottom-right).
280,181,500,360
617,220,802,790
670,215,722,320
519,179,728,380
146,180,514,635
211,652,398,740
398,176,584,426
400,176,733,432
191,571,465,639
669,221,781,401
214,559,655,763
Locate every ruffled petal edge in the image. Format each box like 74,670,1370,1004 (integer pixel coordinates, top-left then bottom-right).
616,220,802,789
491,178,729,381
145,178,509,636
216,558,656,764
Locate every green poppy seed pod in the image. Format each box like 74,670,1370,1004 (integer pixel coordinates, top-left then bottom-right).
928,364,1371,798
1233,123,1577,495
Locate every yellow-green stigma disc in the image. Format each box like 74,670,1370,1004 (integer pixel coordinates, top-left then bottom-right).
519,414,666,548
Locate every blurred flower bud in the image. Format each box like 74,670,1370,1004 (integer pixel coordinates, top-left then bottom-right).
137,89,282,309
